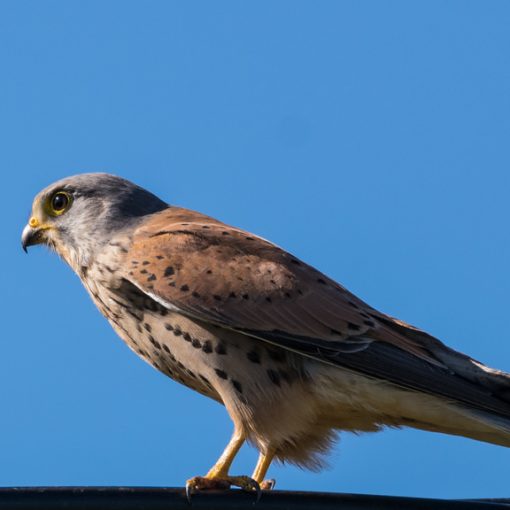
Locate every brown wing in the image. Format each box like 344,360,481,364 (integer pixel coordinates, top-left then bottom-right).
121,207,510,418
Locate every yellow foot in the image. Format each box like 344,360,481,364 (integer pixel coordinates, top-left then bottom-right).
186,475,261,502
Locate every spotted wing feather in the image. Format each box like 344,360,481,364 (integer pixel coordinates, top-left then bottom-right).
121,207,510,419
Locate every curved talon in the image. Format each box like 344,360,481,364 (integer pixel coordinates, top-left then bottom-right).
234,476,261,502
260,478,276,490
185,481,193,504
186,476,229,503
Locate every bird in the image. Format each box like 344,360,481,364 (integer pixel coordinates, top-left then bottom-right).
22,173,510,494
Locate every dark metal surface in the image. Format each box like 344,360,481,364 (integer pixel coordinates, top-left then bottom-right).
0,488,508,510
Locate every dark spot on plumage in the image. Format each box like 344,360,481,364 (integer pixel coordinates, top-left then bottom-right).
347,322,361,331
215,369,228,380
177,361,185,370
180,284,189,292
131,260,139,265
136,323,143,333
191,338,201,349
159,309,168,317
163,344,171,353
267,369,281,386
215,343,227,355
164,266,175,277
285,292,291,298
242,294,249,300
181,222,189,226
128,271,134,276
222,231,230,235
317,278,327,285
247,350,261,364
147,284,154,290
297,289,303,295
165,323,174,331
206,269,213,274
291,259,301,266
192,291,201,298
202,340,213,353
174,327,183,337
246,236,255,241
149,336,161,349
228,292,237,299
348,300,359,309
138,349,148,357
168,282,176,287
156,255,164,260
202,225,210,229
232,380,243,393
213,294,222,302
144,323,152,332
265,296,272,303
140,269,148,274
80,266,88,277
147,274,157,282
270,279,276,285
279,369,292,384
330,328,343,336
151,230,172,237
267,348,286,363
142,261,150,265
364,319,376,327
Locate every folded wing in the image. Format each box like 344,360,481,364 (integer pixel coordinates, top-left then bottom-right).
121,207,510,420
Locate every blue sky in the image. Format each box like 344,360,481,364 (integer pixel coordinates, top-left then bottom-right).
2,0,510,499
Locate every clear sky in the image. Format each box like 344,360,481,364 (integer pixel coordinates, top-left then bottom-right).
2,0,510,500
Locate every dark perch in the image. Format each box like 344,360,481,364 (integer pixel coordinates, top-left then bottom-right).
0,488,508,510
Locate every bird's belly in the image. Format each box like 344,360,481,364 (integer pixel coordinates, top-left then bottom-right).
84,277,315,443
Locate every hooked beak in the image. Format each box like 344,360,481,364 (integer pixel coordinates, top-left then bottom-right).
21,219,48,253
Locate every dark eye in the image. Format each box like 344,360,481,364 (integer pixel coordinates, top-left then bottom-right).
50,192,70,214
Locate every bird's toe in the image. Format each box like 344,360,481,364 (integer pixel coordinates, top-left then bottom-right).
185,474,261,502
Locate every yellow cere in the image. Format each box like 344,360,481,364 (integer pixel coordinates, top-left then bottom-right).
29,217,40,228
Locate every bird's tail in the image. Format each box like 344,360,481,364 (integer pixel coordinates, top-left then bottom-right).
318,358,510,448
377,319,510,447
399,404,510,448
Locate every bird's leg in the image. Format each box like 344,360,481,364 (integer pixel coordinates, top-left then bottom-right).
252,450,276,490
186,428,260,498
205,428,245,479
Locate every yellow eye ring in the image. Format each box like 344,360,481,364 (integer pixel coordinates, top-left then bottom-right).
49,191,72,216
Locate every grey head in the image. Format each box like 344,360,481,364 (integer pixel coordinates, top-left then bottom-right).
22,173,168,270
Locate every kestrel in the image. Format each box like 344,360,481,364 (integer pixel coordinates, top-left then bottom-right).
22,174,510,493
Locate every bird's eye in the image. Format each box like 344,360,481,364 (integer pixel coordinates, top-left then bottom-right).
49,191,71,215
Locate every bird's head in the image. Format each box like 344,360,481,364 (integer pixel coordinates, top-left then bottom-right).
22,173,168,270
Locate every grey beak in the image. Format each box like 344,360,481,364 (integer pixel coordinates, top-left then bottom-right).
21,224,40,253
